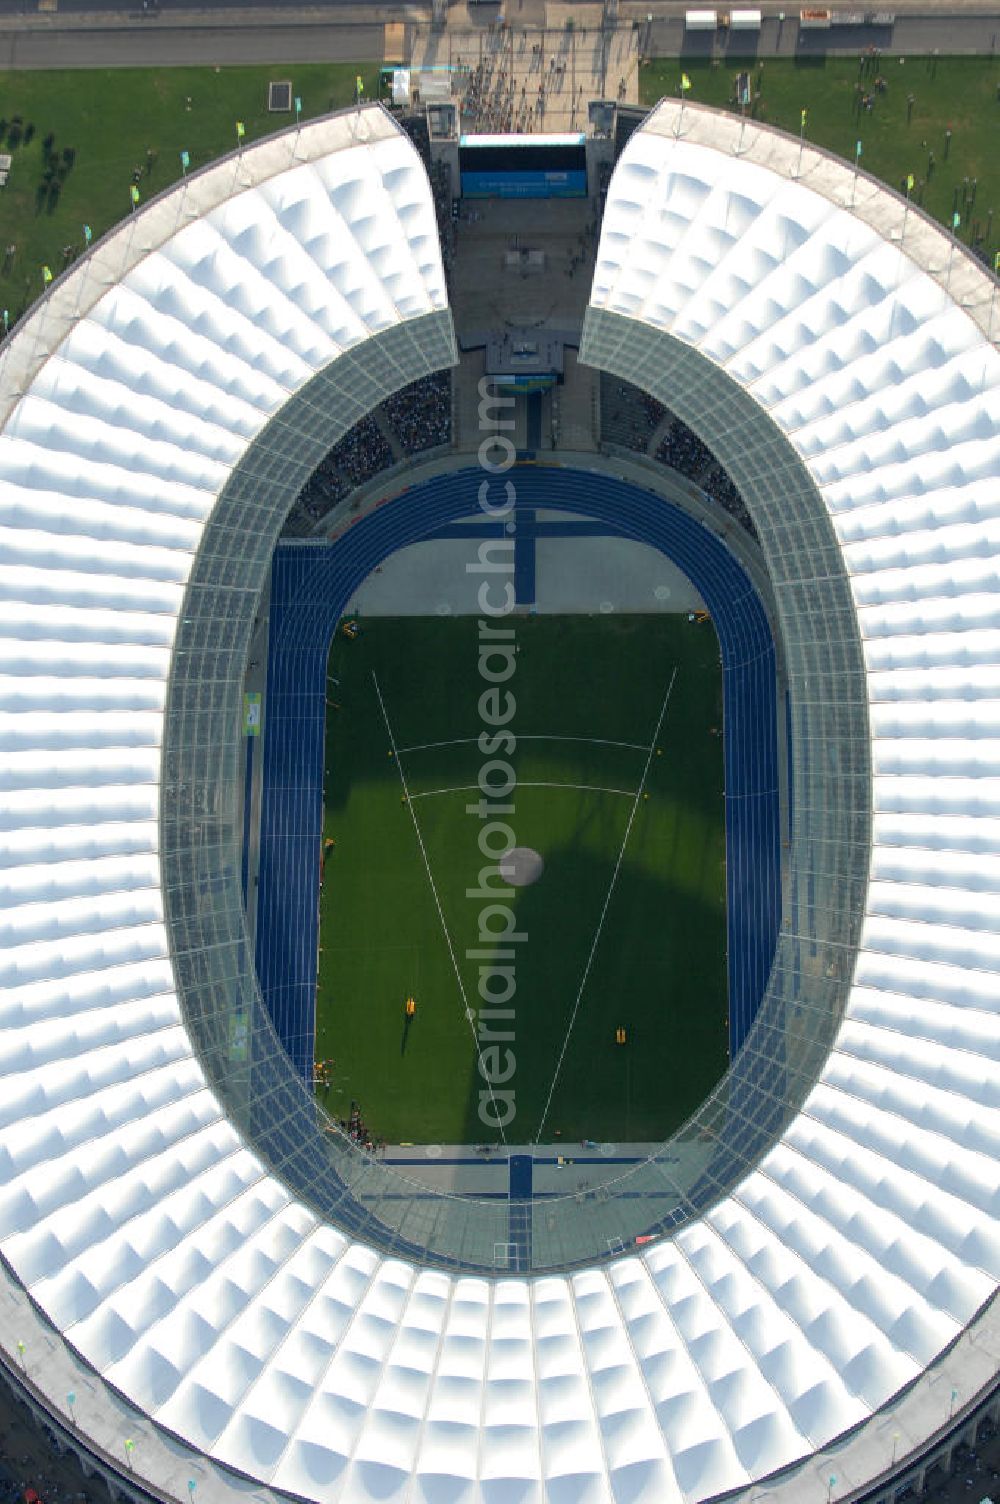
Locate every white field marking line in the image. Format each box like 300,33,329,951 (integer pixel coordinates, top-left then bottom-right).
409,781,638,801
396,734,649,754
533,667,679,1146
371,669,509,1147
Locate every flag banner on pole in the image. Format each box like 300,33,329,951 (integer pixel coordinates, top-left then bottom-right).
953,211,961,229
180,149,190,170
130,184,140,205
906,173,915,193
356,75,364,95
680,73,692,92
801,108,808,128
83,224,92,244
295,96,302,114
995,250,1000,272
855,140,862,158
236,121,246,139
41,266,53,285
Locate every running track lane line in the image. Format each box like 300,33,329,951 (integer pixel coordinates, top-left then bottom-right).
533,666,680,1146
371,668,511,1148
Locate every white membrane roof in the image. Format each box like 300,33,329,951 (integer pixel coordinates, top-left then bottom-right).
0,98,997,1504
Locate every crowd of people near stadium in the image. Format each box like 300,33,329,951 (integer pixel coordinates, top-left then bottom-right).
315,1058,386,1155
281,373,453,536
461,54,516,133
399,117,455,280
339,1099,385,1158
600,376,759,542
458,30,589,132
0,1390,109,1504
429,159,456,278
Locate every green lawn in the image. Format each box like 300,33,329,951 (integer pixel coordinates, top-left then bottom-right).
2,53,996,328
642,53,1000,258
316,614,727,1146
0,63,378,324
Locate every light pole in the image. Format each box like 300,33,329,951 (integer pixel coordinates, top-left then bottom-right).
901,173,914,243
947,213,960,291
851,139,862,208
795,107,807,178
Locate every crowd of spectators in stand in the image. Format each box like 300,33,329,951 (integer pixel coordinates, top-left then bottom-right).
283,453,348,536
658,420,759,541
281,375,454,537
384,371,451,454
600,376,759,543
655,417,715,479
335,415,393,489
600,378,667,451
281,416,392,536
704,464,760,543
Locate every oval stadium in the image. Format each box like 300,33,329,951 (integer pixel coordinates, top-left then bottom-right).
0,91,998,1504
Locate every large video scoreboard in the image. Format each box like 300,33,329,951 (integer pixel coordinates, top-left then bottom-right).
459,133,588,198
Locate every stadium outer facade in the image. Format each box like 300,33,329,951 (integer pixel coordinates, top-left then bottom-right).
0,96,997,1504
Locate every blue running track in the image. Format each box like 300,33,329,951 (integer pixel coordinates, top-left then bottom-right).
508,1154,533,1272
255,466,780,1097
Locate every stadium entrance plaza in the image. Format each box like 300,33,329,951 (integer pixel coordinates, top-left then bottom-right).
412,3,642,134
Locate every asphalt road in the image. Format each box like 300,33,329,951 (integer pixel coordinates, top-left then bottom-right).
0,0,998,72
0,17,386,65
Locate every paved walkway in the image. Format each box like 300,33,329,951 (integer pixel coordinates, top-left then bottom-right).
412,8,641,132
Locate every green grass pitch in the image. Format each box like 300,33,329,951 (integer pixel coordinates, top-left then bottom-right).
316,614,727,1146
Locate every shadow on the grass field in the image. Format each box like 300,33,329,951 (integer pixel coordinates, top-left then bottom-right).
433,844,729,1148
317,613,727,1146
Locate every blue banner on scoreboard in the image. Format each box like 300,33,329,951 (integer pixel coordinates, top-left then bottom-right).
461,168,587,198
